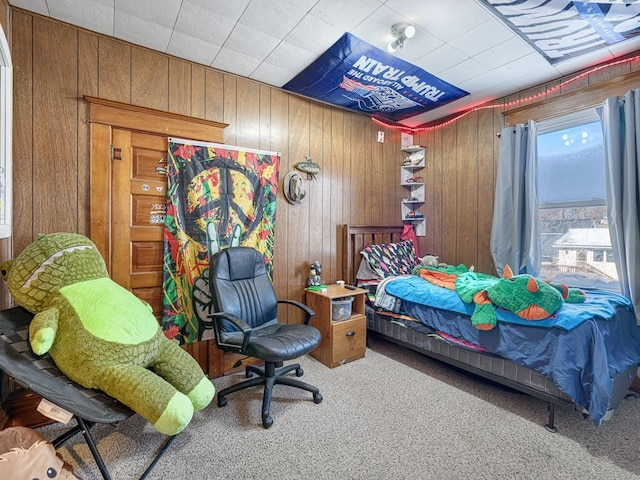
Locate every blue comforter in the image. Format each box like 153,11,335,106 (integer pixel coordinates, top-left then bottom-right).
386,275,632,330
384,275,640,425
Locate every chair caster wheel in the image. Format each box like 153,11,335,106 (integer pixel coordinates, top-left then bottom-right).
295,367,304,377
217,396,227,408
262,416,273,429
313,393,323,404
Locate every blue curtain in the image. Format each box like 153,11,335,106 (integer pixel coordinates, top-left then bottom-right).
490,120,540,277
598,89,640,325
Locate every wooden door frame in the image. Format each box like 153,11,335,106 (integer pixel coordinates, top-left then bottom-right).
86,95,227,262
87,96,227,377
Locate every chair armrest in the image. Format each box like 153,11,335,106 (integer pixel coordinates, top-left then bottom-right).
208,312,252,352
277,300,316,325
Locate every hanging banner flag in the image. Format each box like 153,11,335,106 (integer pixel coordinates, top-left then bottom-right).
162,138,280,344
282,33,469,122
479,1,640,65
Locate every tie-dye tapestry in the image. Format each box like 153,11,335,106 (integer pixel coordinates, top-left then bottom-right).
162,138,280,344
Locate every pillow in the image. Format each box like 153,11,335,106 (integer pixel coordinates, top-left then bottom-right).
361,240,419,278
355,258,382,281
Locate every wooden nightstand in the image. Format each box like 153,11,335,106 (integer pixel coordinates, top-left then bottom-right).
305,284,368,368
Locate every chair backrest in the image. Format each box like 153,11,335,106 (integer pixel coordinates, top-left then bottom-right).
209,247,278,329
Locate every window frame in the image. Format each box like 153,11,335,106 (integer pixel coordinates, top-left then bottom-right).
0,24,11,239
537,107,603,209
536,107,618,290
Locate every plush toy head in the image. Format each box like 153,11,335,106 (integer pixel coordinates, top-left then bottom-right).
455,265,571,330
0,232,215,436
486,265,564,320
420,255,439,267
0,233,106,314
0,427,81,479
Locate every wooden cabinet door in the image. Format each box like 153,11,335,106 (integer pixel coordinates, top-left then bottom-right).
87,97,229,378
91,125,224,376
110,129,167,318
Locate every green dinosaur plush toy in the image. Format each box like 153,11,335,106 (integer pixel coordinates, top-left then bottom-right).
455,265,568,330
0,233,215,436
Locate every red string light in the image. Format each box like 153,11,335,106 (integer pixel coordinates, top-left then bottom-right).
372,53,640,133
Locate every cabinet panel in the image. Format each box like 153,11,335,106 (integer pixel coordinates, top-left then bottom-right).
132,241,163,273
132,194,166,226
331,316,366,366
132,146,167,180
133,285,163,318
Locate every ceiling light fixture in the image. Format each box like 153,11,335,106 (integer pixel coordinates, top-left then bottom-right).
387,23,416,53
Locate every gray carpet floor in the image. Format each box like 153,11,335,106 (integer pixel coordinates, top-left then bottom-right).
39,334,640,480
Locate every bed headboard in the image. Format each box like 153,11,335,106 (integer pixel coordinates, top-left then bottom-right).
342,224,404,285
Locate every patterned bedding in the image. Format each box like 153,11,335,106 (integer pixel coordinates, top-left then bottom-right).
378,274,640,425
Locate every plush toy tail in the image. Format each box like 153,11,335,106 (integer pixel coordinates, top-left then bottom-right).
565,288,587,303
545,281,587,303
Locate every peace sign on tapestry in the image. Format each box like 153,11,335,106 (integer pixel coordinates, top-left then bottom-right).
162,138,280,344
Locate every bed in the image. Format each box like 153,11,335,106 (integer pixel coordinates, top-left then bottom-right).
342,224,640,431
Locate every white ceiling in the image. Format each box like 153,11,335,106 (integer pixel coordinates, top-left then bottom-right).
8,0,640,127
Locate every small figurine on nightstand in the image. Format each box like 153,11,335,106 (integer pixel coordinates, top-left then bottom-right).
308,261,322,286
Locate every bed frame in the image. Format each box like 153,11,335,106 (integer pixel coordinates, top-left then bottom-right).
342,225,404,288
342,224,636,431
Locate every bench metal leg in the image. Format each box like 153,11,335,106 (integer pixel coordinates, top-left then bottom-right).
139,434,176,480
52,415,175,480
76,416,112,480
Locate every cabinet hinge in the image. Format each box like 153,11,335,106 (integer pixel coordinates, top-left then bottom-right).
111,145,122,161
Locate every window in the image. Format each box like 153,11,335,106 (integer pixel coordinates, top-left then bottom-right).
537,109,619,291
0,25,11,239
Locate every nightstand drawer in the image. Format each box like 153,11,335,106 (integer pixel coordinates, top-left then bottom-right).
331,316,366,366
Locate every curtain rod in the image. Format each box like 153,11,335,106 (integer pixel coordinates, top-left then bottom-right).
496,124,528,137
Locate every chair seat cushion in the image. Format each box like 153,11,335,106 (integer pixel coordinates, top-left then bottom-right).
245,322,321,362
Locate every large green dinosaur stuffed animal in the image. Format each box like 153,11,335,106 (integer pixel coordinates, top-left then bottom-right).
416,264,586,330
455,265,586,330
0,233,215,435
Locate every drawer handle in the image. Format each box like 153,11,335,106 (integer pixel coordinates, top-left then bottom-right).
345,331,356,337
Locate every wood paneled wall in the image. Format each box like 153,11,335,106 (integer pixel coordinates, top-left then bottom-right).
7,9,405,309
409,52,640,275
408,107,503,274
0,1,7,38
6,7,640,310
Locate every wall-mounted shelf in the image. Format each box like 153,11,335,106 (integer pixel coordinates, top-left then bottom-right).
400,146,426,237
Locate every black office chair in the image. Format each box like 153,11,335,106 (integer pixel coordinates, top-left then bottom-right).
208,246,322,428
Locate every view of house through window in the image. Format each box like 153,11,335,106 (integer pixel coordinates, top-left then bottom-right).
536,109,619,291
